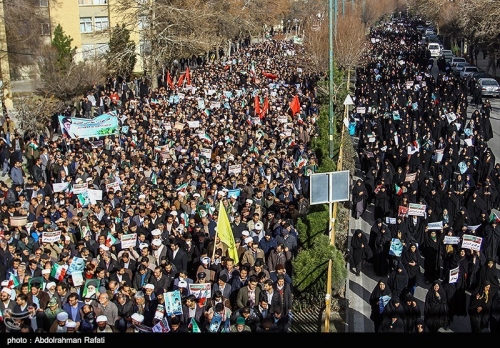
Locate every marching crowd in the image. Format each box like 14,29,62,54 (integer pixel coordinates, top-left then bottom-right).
0,38,320,333
349,18,500,333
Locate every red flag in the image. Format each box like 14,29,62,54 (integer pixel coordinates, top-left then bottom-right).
260,96,269,119
254,96,261,116
262,72,278,80
289,95,300,116
166,72,174,90
177,73,185,87
185,67,191,85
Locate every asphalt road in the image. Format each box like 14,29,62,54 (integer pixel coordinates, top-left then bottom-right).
346,60,500,333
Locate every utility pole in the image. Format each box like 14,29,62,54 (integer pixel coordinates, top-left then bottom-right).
328,0,335,159
342,0,345,16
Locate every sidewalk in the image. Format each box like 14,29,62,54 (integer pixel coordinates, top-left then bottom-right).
472,53,499,77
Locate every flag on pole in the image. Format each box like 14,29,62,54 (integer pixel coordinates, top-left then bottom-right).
50,263,68,281
151,171,157,186
106,232,117,247
250,62,256,79
289,95,301,116
189,318,201,333
215,201,239,264
8,273,19,289
0,308,3,321
260,96,269,119
262,72,278,80
185,67,191,85
166,72,174,90
394,184,403,196
254,95,261,116
177,73,185,87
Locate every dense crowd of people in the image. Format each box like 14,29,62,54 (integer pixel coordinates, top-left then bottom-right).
349,17,500,333
0,39,321,333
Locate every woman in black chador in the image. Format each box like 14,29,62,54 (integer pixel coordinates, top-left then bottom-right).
369,279,392,333
351,179,367,219
350,229,372,276
424,280,450,332
401,242,422,296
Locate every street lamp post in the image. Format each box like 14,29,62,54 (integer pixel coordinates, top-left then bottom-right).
328,0,335,159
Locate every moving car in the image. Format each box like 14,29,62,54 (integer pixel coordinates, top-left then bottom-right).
428,43,441,58
477,78,500,97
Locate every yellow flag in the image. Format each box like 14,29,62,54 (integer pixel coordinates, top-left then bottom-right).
216,201,239,264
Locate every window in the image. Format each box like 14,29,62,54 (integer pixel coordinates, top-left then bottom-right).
80,17,93,33
39,0,48,7
96,43,109,56
82,44,95,60
41,23,50,36
94,17,109,31
78,0,107,4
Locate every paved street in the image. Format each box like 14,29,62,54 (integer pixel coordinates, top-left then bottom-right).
345,56,500,333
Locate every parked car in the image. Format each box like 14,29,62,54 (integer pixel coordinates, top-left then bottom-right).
449,57,466,67
477,78,500,98
460,65,480,78
452,62,470,76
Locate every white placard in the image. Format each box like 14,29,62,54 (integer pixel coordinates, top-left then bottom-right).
444,236,461,244
72,183,88,194
461,234,482,251
42,231,62,243
53,183,70,193
121,233,137,249
106,181,120,192
88,189,103,205
427,221,443,230
187,121,200,128
228,164,242,175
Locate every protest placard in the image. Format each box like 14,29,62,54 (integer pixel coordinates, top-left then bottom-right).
10,216,27,227
449,267,459,284
187,121,200,128
165,290,183,316
434,149,444,163
53,182,70,193
189,283,211,307
427,221,443,230
42,231,62,243
105,181,120,192
277,116,288,123
121,233,137,249
67,257,86,275
389,238,403,257
228,164,242,175
356,107,366,114
72,183,88,194
444,236,461,245
71,272,84,287
199,148,212,160
87,189,103,205
461,234,482,251
408,203,426,216
385,217,396,225
446,112,457,124
398,206,408,217
405,173,417,183
174,122,184,130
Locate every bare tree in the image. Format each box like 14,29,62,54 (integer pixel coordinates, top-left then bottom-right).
36,44,107,103
334,10,368,91
2,0,55,79
13,94,64,139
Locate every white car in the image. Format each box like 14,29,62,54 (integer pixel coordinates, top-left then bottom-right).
449,57,466,67
460,65,479,78
477,78,500,97
428,43,441,58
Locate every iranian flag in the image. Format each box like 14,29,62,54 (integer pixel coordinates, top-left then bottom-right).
0,308,3,321
50,263,68,282
28,141,39,150
286,139,296,148
8,273,19,289
176,183,188,192
189,318,201,333
394,184,403,196
198,133,212,143
106,232,117,247
296,156,308,169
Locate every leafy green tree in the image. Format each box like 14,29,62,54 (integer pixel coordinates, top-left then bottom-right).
107,24,137,80
51,24,75,71
292,234,347,295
